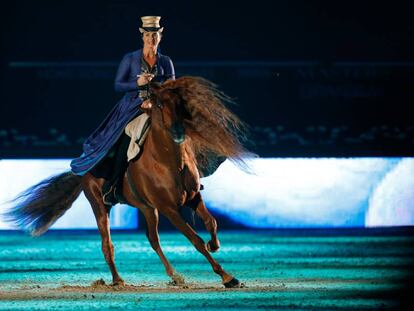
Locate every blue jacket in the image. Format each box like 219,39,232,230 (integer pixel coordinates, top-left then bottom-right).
70,49,175,175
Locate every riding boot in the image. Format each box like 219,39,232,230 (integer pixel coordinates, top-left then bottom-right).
101,133,131,206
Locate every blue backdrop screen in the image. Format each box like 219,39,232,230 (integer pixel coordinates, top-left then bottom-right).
0,158,413,229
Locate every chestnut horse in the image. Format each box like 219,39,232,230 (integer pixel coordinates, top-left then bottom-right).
4,77,251,288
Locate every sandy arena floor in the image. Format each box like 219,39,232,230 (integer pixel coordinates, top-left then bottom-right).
0,230,413,310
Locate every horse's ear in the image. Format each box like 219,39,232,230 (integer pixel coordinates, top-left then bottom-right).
149,82,162,97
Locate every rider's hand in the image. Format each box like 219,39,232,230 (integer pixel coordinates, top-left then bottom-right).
141,99,152,109
137,73,155,86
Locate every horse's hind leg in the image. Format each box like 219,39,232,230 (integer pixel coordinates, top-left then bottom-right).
189,193,220,252
142,207,184,285
82,173,125,286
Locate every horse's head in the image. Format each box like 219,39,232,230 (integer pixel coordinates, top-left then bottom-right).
148,76,254,174
149,82,190,144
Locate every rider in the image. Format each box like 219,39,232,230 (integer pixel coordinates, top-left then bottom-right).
70,16,175,205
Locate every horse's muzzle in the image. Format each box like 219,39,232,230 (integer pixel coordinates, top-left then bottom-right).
170,122,185,144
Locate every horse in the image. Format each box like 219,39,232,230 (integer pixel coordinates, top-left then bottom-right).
3,76,252,288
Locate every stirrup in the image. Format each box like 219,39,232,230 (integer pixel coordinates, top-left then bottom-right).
102,184,118,206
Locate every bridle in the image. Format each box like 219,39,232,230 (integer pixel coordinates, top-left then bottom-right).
149,91,185,144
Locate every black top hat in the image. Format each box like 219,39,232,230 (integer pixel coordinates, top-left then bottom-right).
139,16,164,33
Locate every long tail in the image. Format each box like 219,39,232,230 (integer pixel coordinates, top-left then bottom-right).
2,171,83,236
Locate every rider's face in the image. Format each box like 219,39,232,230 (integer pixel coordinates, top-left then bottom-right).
142,31,162,48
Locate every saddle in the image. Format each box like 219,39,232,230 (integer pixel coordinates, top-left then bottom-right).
102,114,150,206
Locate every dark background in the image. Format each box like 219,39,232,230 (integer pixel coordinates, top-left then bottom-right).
1,0,414,157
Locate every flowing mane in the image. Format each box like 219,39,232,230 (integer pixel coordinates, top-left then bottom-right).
160,76,254,172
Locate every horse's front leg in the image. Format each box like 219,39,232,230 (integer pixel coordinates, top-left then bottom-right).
141,207,184,285
163,208,240,288
188,193,220,252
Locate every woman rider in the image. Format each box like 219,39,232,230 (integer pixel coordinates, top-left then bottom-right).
70,16,175,205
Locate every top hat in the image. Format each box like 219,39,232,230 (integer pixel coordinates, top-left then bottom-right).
139,16,164,33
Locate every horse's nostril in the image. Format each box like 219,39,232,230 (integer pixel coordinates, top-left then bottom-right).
173,136,185,144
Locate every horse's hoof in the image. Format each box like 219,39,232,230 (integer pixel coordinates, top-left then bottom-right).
223,277,241,288
206,240,220,253
111,279,125,287
171,273,185,285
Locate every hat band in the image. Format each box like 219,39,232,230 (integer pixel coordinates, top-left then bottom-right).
141,27,162,32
